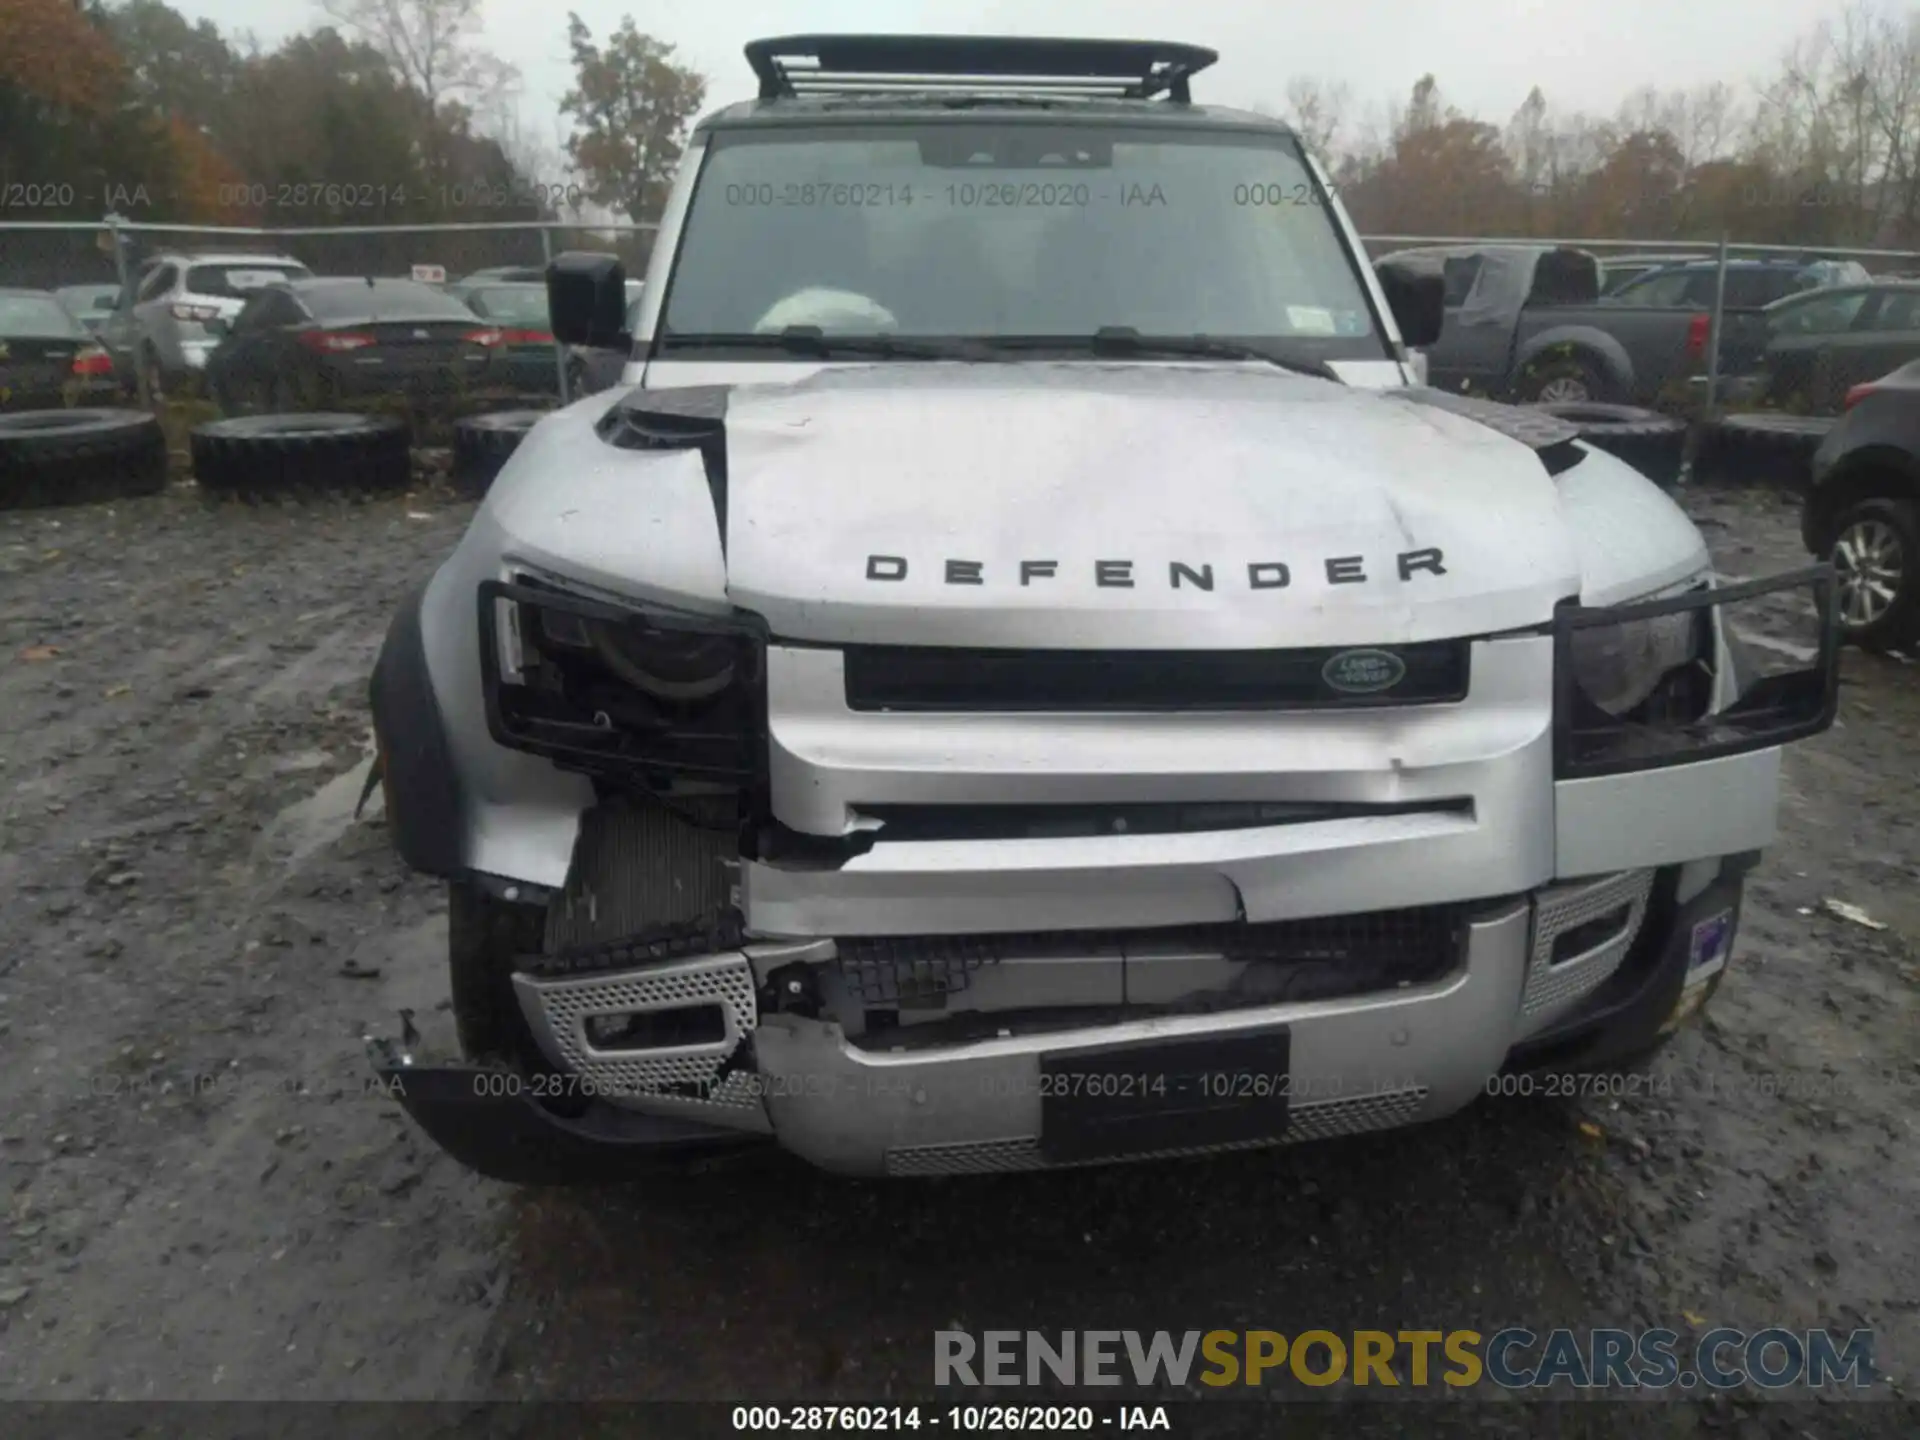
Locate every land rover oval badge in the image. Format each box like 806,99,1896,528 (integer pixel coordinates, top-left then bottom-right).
1322,648,1406,695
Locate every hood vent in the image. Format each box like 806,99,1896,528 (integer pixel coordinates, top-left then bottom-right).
1387,387,1585,475
597,385,733,548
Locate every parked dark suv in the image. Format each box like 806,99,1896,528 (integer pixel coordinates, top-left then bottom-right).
1606,258,1869,312
1801,357,1920,651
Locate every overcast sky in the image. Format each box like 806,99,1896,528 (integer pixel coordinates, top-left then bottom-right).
175,0,1842,149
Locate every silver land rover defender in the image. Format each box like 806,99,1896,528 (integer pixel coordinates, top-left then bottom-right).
365,35,1839,1182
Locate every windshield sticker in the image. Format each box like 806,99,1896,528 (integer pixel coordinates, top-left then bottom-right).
1286,305,1337,335
225,270,282,291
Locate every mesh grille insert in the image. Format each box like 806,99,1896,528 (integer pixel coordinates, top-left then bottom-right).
838,905,1466,1009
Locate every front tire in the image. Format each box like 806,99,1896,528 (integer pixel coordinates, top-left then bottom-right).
448,880,547,1063
1828,495,1918,652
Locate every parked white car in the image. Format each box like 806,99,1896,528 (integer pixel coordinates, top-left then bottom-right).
101,250,312,396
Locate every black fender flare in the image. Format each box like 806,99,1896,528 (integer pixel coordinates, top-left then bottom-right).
369,579,467,878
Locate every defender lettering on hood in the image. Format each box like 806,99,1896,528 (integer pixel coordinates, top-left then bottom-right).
864,550,1448,590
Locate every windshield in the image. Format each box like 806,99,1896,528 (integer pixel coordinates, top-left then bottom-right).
473,286,552,327
57,286,118,312
660,123,1384,360
302,280,481,323
185,263,313,299
0,293,84,337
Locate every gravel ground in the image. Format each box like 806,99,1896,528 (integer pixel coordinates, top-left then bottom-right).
0,474,1914,1433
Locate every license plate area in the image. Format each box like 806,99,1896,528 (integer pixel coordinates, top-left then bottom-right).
1038,1027,1290,1164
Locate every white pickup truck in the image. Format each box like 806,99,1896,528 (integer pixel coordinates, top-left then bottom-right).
364,34,1839,1182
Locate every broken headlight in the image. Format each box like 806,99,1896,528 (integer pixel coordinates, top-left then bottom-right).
1565,584,1710,720
1554,566,1839,779
479,575,765,785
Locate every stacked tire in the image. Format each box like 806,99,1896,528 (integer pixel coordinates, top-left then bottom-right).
451,410,547,498
190,414,411,503
1522,401,1687,487
1698,413,1834,489
0,410,168,511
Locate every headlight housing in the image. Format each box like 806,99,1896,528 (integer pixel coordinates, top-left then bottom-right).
478,575,765,786
1554,566,1839,778
1565,598,1710,719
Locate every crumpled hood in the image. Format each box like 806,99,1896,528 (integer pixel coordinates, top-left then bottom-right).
716,365,1581,648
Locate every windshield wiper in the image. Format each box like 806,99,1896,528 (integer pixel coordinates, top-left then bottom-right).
972,328,1337,379
661,327,995,361
658,326,1338,377
1081,328,1338,379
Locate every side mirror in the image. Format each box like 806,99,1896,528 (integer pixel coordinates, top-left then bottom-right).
548,251,631,349
1374,260,1446,350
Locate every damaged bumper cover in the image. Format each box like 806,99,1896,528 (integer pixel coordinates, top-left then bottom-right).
366,547,1834,1180
364,863,1752,1182
366,1036,767,1186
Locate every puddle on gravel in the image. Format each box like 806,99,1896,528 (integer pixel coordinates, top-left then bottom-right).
262,747,381,870
373,915,458,1053
1729,625,1820,664
268,749,335,775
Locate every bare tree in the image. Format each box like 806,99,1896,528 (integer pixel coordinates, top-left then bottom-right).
484,96,580,208
1751,2,1920,237
1680,82,1741,169
1282,76,1351,162
316,0,521,157
1505,87,1550,190
1399,74,1443,138
1855,6,1920,234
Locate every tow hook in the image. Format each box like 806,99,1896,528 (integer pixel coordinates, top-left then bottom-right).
761,960,824,1019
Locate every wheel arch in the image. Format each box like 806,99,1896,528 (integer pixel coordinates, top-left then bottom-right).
1803,447,1920,551
1513,327,1634,398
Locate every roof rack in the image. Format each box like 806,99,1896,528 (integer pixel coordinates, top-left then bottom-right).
744,34,1219,104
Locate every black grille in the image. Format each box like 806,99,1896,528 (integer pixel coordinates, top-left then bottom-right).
842,641,1470,712
857,798,1471,843
836,904,1465,1007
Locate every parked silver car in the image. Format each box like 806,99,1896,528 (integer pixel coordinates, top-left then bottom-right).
101,251,313,395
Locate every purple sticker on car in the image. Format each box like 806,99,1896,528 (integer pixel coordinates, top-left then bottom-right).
1689,910,1733,972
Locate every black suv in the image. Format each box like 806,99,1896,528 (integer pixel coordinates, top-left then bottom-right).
1608,258,1871,311
1802,357,1920,650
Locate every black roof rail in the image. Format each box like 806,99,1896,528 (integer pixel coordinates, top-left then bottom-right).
743,34,1219,104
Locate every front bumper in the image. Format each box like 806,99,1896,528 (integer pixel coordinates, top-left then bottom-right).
369,564,1827,1181
371,864,1737,1182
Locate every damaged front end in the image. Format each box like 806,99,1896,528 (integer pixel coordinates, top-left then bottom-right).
364,376,1842,1183
365,1034,767,1186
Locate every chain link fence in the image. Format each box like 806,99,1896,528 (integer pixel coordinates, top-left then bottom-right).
1359,233,1920,418
0,219,655,440
5,217,1919,438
